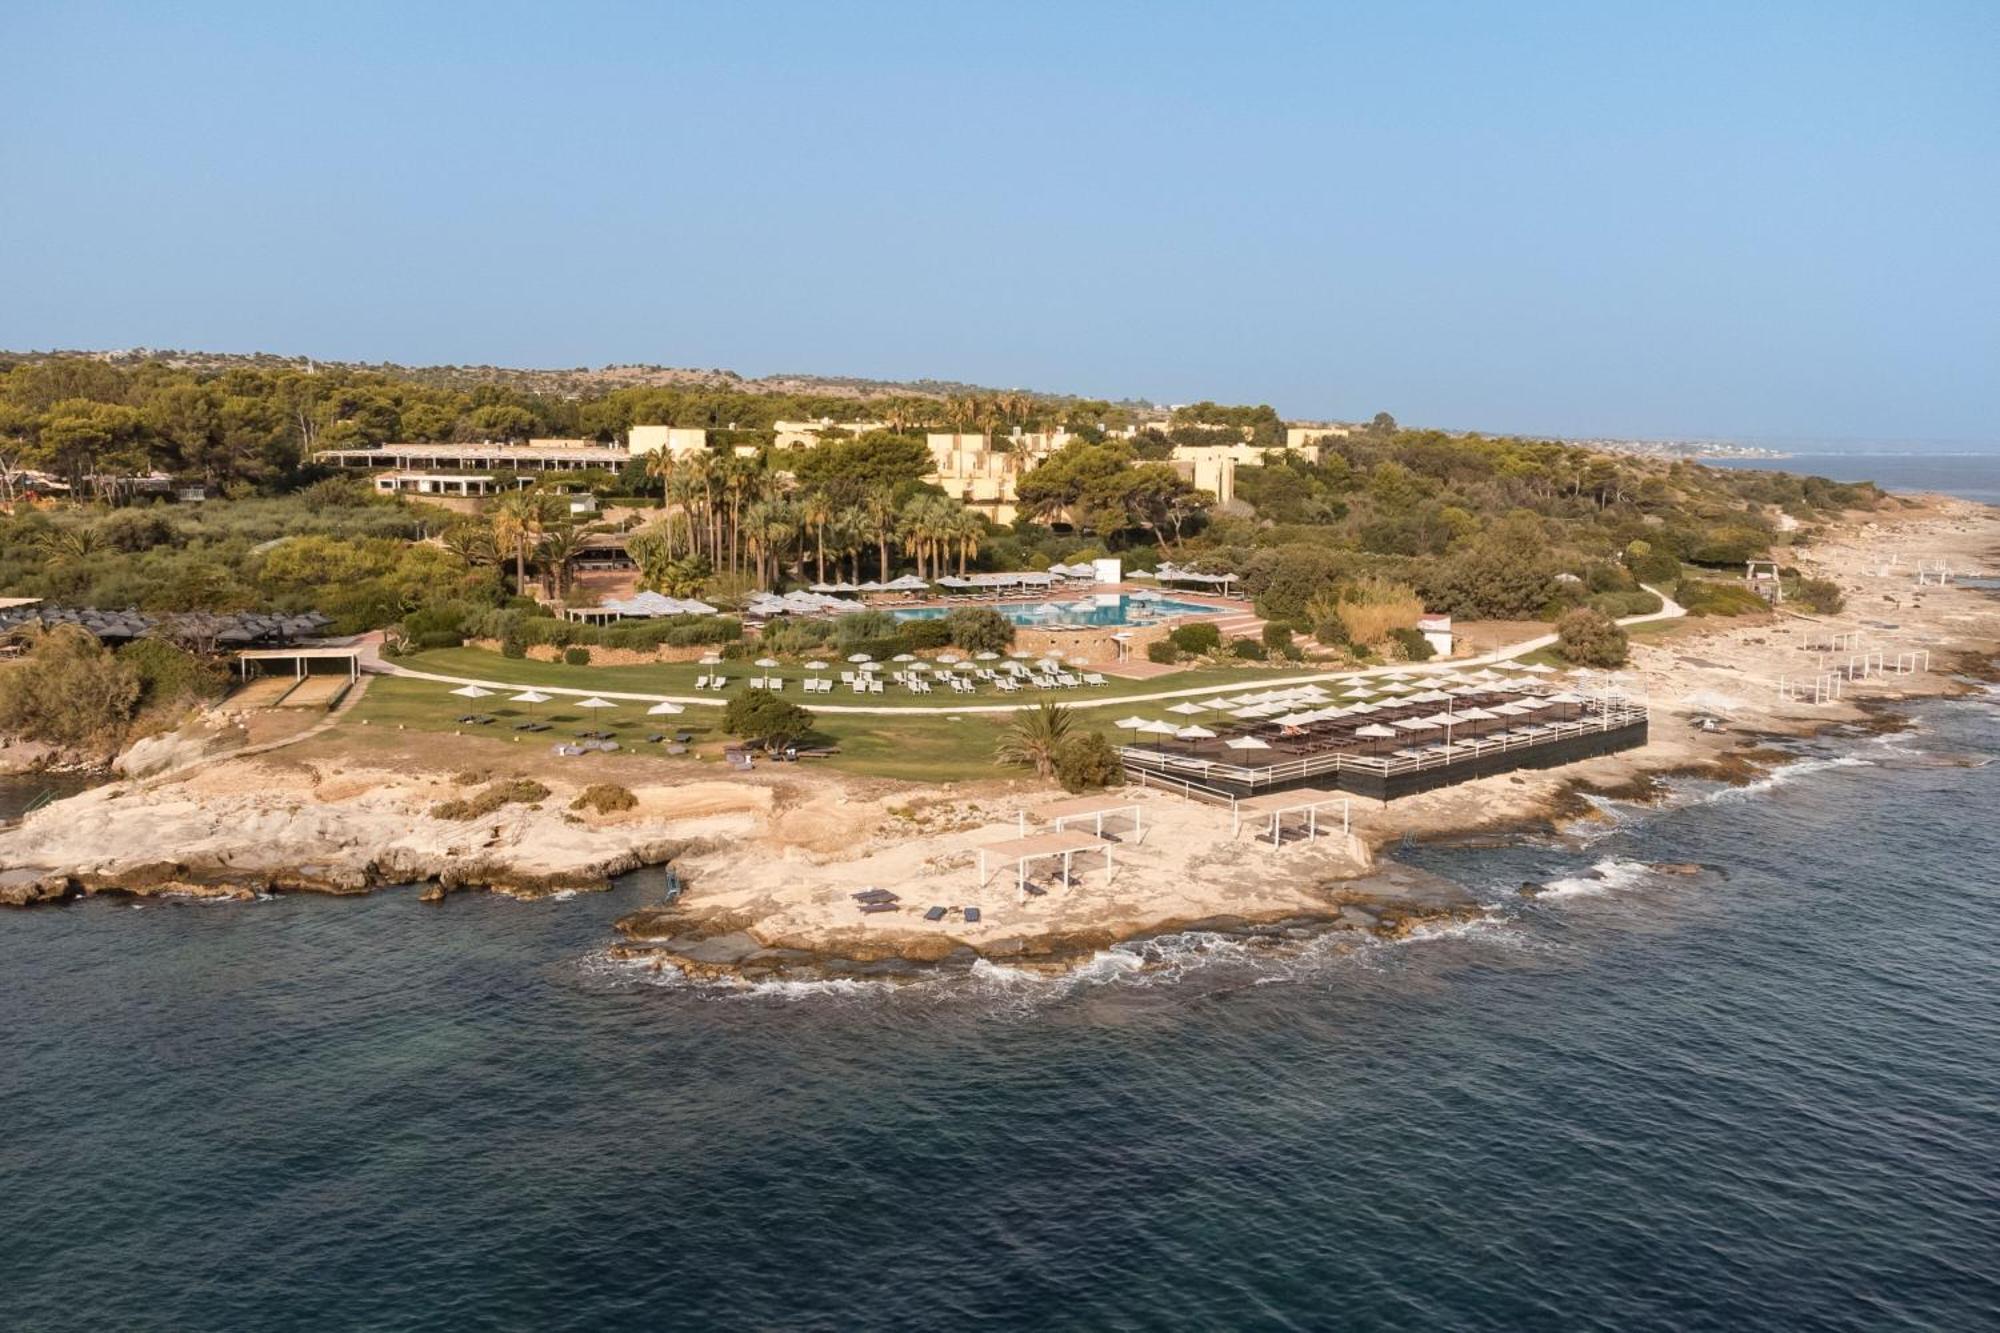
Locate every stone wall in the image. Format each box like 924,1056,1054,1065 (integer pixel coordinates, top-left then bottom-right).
462,638,717,667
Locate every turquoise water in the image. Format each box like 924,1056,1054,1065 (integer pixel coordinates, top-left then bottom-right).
894,593,1223,627
3,691,1997,1329
1708,451,2000,504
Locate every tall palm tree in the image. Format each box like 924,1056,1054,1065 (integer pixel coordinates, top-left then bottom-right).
536,522,592,600
490,490,557,596
679,451,715,564
644,448,679,558
799,490,835,585
862,484,899,583
995,701,1074,781
742,498,797,590
949,506,984,577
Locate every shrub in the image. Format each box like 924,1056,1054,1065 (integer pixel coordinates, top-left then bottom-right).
724,688,814,747
562,646,591,666
1335,577,1425,649
943,606,1015,654
500,621,528,659
1791,577,1844,615
429,777,550,821
118,638,227,710
833,610,897,646
1170,622,1222,656
1260,621,1292,652
1625,547,1682,585
1555,608,1629,667
570,783,638,814
1052,731,1124,793
1145,639,1180,665
1231,637,1267,660
1588,588,1663,619
1674,578,1769,617
900,618,953,650
1387,626,1435,661
0,626,142,749
1311,616,1350,647
1278,641,1305,662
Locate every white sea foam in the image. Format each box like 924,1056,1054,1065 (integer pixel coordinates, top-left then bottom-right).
1701,754,1872,803
1536,856,1658,900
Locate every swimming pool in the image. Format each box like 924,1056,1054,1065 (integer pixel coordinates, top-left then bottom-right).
893,594,1224,628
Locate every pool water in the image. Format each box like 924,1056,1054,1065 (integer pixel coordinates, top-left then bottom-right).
894,594,1222,627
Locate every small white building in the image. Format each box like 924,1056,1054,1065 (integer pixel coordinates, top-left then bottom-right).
1418,614,1453,658
627,425,711,458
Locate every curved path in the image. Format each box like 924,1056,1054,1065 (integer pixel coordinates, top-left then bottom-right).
368,587,1684,717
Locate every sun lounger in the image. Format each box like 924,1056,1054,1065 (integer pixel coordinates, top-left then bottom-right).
1023,882,1047,897
664,744,687,755
853,888,897,902
963,907,981,924
673,732,693,743
859,902,898,914
645,733,664,743
923,906,947,922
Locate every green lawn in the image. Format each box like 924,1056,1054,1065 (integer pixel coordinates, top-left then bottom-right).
336,673,1093,783
389,646,1333,709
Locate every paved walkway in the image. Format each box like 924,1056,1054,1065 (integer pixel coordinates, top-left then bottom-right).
367,589,1684,718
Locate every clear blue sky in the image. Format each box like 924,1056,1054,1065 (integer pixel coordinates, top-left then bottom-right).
4,1,1995,443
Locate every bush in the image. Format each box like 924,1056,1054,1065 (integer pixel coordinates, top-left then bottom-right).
429,777,550,821
724,688,814,747
0,626,142,749
1170,622,1222,656
562,646,591,666
943,606,1015,654
1555,608,1629,667
899,618,953,650
1146,639,1181,665
1052,732,1124,793
117,638,227,710
500,621,528,659
1387,626,1435,661
1334,577,1425,649
1791,577,1845,615
1230,637,1267,660
1260,621,1292,652
1311,616,1350,647
1588,588,1663,619
1625,547,1682,585
1674,578,1769,617
570,783,638,814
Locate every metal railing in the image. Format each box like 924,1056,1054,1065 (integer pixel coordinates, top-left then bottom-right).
1119,703,1649,790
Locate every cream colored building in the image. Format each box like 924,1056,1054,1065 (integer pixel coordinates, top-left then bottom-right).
626,425,711,458
772,418,890,449
1285,424,1350,451
922,430,1080,525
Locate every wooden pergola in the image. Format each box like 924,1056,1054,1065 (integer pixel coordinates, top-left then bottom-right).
1231,787,1350,846
1037,794,1146,842
976,831,1114,894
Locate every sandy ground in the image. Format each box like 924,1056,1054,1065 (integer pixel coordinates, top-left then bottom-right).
6,497,1997,969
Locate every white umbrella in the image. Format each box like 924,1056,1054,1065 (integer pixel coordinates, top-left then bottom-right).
646,701,685,716
1518,662,1558,674
848,653,874,663
803,660,828,670
450,684,494,699
892,653,916,662
974,651,1000,661
509,689,549,704
1166,701,1208,715
1137,720,1179,736
754,657,780,668
1114,715,1151,729
1174,724,1217,740
1225,736,1271,751
861,661,882,672
699,652,723,665
1355,723,1397,739
576,696,617,711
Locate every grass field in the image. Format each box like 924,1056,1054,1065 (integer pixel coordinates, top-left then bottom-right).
340,674,1107,783
389,646,1347,710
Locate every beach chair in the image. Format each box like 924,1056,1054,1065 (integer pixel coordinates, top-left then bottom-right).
1083,673,1106,685
694,675,711,689
869,680,884,693
963,907,981,924
860,902,898,914
923,906,947,922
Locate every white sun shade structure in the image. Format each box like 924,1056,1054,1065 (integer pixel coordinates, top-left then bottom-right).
1225,735,1271,751
508,688,550,716
1518,662,1558,674
892,653,916,662
977,830,1114,895
450,684,494,699
804,660,828,671
646,701,685,716
699,653,723,666
1137,720,1180,742
1273,711,1320,727
1174,724,1217,740
755,658,780,668
576,696,617,711
974,651,1000,661
1342,687,1377,699
1346,701,1381,714
1232,786,1350,846
1394,716,1441,732
1114,715,1151,730
1408,689,1453,704
848,653,874,663
1040,793,1147,842
1354,723,1398,739
1166,701,1209,716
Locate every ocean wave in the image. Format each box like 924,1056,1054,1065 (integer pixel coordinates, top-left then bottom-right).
1701,754,1872,803
1535,856,1659,900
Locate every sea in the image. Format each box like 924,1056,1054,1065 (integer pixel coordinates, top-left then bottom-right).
1706,449,2000,504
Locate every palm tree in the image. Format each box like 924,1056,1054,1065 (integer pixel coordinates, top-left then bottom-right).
862,484,899,583
536,522,592,600
949,506,984,577
490,490,548,596
743,498,797,590
800,490,834,585
441,520,500,570
995,701,1074,781
644,448,679,558
679,451,715,564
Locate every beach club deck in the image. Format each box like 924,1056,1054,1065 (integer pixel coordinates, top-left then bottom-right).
1120,684,1648,802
